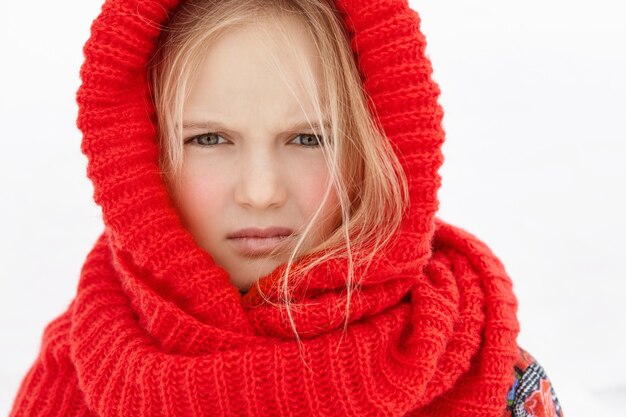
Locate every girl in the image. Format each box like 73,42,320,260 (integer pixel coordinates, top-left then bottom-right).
9,0,564,416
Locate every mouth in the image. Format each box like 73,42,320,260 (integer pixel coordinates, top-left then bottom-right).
228,235,293,257
227,226,295,257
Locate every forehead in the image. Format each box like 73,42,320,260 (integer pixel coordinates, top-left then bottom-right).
184,16,327,118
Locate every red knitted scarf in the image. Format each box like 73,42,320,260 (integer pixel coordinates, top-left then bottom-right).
10,0,520,416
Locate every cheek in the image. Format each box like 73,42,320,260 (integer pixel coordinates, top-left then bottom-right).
292,160,341,229
173,160,226,242
292,161,326,208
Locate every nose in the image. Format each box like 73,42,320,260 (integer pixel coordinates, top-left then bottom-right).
234,150,287,210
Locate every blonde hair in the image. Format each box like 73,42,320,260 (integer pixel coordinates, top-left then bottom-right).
148,0,409,351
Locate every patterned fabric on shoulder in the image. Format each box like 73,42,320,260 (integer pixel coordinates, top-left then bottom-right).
505,346,564,417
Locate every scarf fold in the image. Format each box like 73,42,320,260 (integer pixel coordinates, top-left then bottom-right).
9,0,520,416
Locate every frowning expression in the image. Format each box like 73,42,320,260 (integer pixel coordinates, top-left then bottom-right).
169,16,342,292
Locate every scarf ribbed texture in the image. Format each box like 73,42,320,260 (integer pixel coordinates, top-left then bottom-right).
9,0,520,416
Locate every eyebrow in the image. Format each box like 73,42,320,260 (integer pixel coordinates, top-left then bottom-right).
181,119,331,133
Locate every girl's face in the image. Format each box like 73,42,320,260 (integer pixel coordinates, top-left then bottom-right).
170,16,341,292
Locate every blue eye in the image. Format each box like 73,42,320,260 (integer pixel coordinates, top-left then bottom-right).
185,133,227,147
293,134,325,147
184,133,325,147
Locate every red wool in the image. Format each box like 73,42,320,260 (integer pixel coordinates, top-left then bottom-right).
9,0,521,416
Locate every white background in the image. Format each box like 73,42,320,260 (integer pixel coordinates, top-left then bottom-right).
1,1,624,415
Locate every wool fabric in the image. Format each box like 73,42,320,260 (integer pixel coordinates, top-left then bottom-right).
9,0,521,416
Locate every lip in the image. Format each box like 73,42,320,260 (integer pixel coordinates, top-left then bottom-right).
228,226,294,239
227,226,294,257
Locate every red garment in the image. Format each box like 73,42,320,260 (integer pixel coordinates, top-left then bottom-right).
10,0,529,416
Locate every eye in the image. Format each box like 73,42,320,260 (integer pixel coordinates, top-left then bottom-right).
185,133,228,147
292,133,325,148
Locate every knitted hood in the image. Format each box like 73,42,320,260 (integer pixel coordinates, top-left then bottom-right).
10,0,520,416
